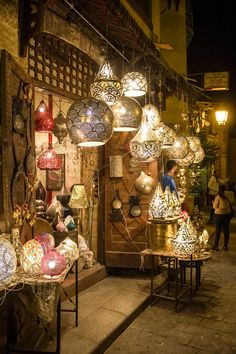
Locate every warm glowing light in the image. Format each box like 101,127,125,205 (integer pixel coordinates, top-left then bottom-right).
215,110,228,125
121,72,147,97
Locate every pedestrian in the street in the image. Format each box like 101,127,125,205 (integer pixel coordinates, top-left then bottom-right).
208,170,220,224
213,184,232,251
162,160,178,195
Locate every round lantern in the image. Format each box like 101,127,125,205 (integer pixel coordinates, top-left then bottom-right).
0,237,17,284
176,150,195,167
57,237,78,267
66,97,114,147
35,100,54,132
34,232,55,254
37,133,62,170
20,239,44,276
186,136,201,152
121,72,147,97
168,136,189,159
193,147,205,164
142,104,160,129
90,61,123,105
134,171,155,195
155,122,176,148
52,111,68,144
110,96,142,131
41,248,66,278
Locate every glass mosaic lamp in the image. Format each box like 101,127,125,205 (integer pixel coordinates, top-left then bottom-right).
129,115,162,162
66,97,114,147
90,61,123,105
154,122,176,148
0,237,17,284
20,239,44,276
35,100,54,132
37,132,62,170
34,232,55,254
57,237,78,267
41,248,66,278
142,104,160,129
121,72,147,97
111,96,142,131
193,147,205,164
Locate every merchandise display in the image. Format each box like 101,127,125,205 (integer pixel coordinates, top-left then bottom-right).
20,239,44,276
57,237,78,267
0,237,17,284
41,248,66,278
172,220,198,257
34,232,55,254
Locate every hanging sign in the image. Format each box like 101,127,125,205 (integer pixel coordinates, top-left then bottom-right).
203,71,229,91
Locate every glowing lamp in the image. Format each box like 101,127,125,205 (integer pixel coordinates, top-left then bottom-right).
35,100,54,132
110,96,142,131
215,110,228,125
20,239,44,276
0,237,17,284
121,72,147,97
37,133,62,170
155,122,176,148
172,221,197,257
142,104,160,129
41,248,66,278
168,136,189,159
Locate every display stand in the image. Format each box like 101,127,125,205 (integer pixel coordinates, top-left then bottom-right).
141,249,193,312
6,257,79,354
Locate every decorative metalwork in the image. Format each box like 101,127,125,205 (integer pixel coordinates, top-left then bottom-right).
142,104,160,129
176,150,195,167
148,183,168,218
66,97,114,147
69,184,89,209
172,221,197,257
168,136,189,159
193,147,205,164
28,33,98,99
134,171,155,195
129,116,162,162
186,136,201,152
90,61,123,105
52,111,68,144
154,122,176,148
121,72,147,97
0,237,17,284
111,96,142,131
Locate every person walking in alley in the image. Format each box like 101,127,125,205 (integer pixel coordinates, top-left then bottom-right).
213,184,232,251
208,170,220,223
162,160,178,195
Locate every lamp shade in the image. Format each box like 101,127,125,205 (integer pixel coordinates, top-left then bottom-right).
66,97,114,147
37,133,62,170
0,237,17,284
193,147,205,164
215,110,228,125
41,248,66,278
35,100,54,132
90,61,123,105
142,104,160,129
154,122,176,148
176,150,195,167
129,116,162,162
172,221,197,257
20,239,44,276
168,136,189,159
121,72,147,97
110,96,142,131
69,184,89,209
52,111,68,144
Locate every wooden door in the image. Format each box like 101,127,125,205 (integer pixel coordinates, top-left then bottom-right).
0,50,35,239
104,131,158,268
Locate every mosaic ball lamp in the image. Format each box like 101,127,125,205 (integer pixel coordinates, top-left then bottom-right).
57,237,78,267
154,122,176,148
186,136,201,152
0,237,17,284
172,221,197,257
129,116,162,162
168,136,189,159
20,239,44,276
142,104,160,129
110,96,142,131
66,97,114,147
90,61,123,105
34,232,55,254
41,248,66,278
121,72,147,97
35,100,54,132
148,183,168,218
176,149,195,167
52,111,68,144
193,147,205,164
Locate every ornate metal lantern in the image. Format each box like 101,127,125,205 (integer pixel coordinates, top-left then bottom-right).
110,96,142,131
148,183,168,218
193,147,205,164
154,122,176,148
52,111,68,144
168,136,189,159
172,221,197,257
134,171,155,195
176,150,195,167
142,104,160,129
35,100,54,132
66,97,114,147
121,72,147,97
186,136,201,152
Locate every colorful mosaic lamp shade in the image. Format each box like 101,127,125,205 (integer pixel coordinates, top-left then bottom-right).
66,97,114,147
41,248,66,278
35,100,54,132
121,72,147,97
0,237,17,284
34,232,55,254
90,61,123,105
171,221,197,257
37,132,62,170
193,147,205,164
57,237,78,267
129,115,162,162
52,111,68,144
20,239,44,276
111,96,142,131
168,136,189,159
142,104,160,129
154,122,176,148
69,184,89,209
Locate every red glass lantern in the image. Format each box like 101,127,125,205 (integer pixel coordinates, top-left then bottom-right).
37,132,62,170
34,232,55,254
35,100,54,132
41,248,66,278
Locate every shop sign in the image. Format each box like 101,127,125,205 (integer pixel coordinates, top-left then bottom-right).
203,71,229,91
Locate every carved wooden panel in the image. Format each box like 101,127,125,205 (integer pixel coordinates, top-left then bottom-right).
104,131,158,268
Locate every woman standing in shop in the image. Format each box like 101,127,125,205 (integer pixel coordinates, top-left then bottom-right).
213,185,232,250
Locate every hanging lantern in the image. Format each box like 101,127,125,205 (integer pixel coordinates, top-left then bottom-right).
148,183,168,219
90,61,123,105
20,239,44,276
34,232,55,254
0,237,17,284
171,221,197,257
176,149,195,167
121,72,147,97
215,110,228,125
129,115,162,162
142,104,160,129
52,111,68,144
193,147,205,164
35,100,54,132
66,97,114,147
168,136,189,159
154,122,176,148
69,184,89,209
41,248,66,278
134,171,155,195
110,96,142,131
57,237,78,267
186,136,201,152
37,132,62,170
